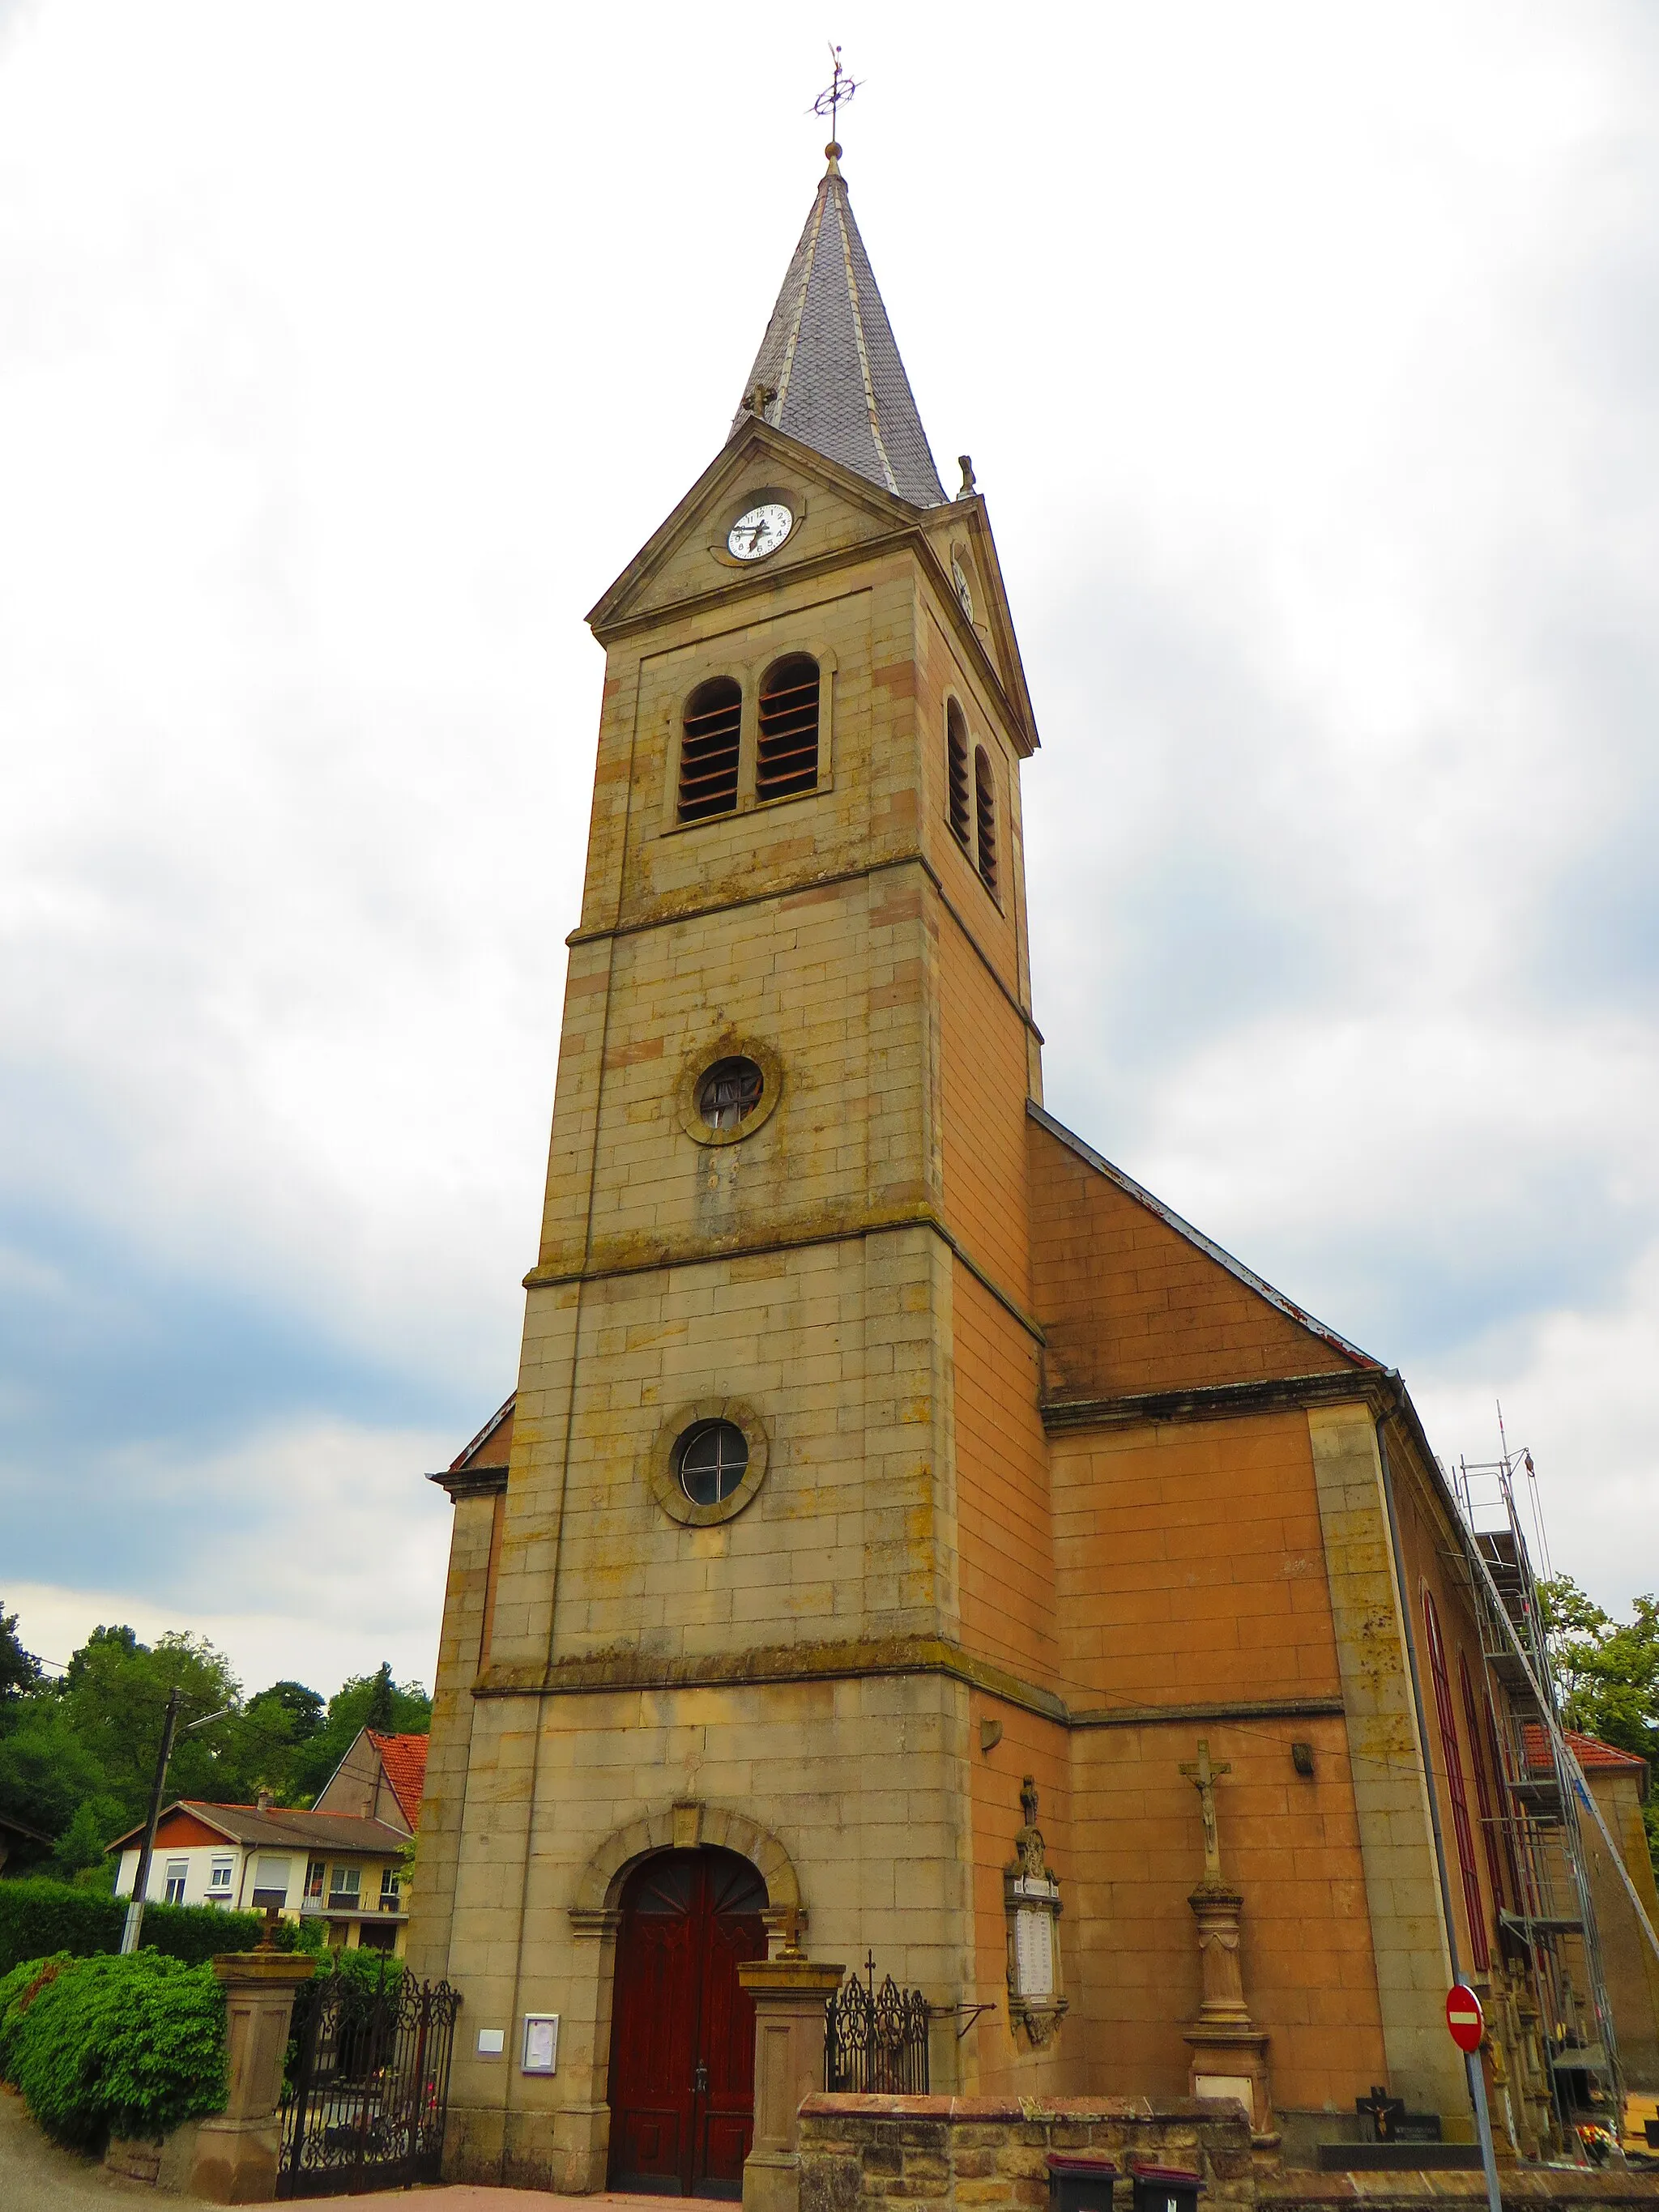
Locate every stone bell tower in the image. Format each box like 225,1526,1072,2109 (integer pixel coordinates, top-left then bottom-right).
410,139,1050,2191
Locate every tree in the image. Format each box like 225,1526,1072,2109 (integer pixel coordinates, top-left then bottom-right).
0,1600,431,1865
364,1663,396,1733
246,1681,325,1741
1538,1575,1659,1878
287,1667,431,1802
60,1628,241,1824
0,1603,42,1704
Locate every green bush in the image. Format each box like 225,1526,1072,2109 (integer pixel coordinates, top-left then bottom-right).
0,1950,227,2147
0,1877,301,1975
325,1943,403,1993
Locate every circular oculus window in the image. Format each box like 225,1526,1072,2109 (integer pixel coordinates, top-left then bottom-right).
676,1418,749,1507
676,1036,783,1148
697,1056,763,1131
648,1399,770,1527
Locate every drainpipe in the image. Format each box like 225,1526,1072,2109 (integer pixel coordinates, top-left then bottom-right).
1376,1396,1502,2212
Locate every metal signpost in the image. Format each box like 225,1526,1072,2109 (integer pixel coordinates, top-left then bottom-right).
1448,1984,1503,2212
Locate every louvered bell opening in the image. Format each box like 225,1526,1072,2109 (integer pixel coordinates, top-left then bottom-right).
946,703,971,847
974,746,998,893
679,678,743,822
757,655,820,800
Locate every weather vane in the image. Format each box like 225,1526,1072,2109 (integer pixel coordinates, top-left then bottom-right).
811,43,860,148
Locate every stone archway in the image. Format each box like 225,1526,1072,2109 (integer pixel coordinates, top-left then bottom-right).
569,1799,802,1933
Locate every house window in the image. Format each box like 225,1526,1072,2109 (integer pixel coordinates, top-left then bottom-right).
207,1857,234,1902
945,702,970,848
756,655,820,799
380,1866,401,1912
676,1419,749,1507
328,1865,362,1912
305,1857,326,1899
677,677,742,822
163,1860,188,1905
1422,1589,1491,1971
251,1855,291,1910
973,746,998,893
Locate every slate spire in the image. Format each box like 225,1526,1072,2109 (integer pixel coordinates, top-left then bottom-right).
732,144,947,509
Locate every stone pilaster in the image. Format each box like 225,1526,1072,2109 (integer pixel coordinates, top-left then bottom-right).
1307,1404,1466,2123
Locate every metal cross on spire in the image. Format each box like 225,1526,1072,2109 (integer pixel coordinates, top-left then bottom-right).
811,42,860,152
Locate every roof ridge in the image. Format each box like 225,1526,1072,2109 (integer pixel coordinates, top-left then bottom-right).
830,182,900,498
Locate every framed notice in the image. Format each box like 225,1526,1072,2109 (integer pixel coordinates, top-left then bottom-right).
522,2014,559,2075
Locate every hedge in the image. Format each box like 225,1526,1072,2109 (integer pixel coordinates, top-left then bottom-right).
0,1950,228,2147
0,1878,301,1976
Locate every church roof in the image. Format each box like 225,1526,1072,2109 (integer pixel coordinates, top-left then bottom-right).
731,147,947,509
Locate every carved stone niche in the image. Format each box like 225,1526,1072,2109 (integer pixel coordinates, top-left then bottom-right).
1004,1777,1068,2047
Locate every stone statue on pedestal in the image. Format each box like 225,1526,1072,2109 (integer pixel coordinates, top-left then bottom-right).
1179,1739,1270,2127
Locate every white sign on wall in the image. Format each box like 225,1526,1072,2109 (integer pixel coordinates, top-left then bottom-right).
1014,1905,1055,1999
522,2014,560,2075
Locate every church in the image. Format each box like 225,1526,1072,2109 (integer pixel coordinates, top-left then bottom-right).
406,138,1644,2192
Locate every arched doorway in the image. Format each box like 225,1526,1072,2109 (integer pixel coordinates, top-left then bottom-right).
607,1846,769,2197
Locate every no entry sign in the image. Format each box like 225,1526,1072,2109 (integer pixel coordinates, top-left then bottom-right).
1447,1984,1485,2054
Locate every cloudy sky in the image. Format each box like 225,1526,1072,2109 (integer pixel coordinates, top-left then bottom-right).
2,2,1654,1698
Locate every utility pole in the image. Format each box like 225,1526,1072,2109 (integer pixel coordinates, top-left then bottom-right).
119,1690,235,1954
121,1687,181,1954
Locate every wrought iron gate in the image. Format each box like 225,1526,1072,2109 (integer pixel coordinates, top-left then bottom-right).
278,1967,459,2197
825,1959,929,2094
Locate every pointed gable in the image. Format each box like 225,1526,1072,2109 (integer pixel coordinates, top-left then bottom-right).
1028,1102,1377,1402
366,1730,429,1828
733,150,946,509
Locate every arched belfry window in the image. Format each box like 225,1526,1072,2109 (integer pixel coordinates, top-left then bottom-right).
973,745,998,893
757,655,820,800
678,678,742,823
945,701,971,848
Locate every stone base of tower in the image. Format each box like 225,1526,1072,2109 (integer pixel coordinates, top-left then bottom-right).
441,2099,610,2193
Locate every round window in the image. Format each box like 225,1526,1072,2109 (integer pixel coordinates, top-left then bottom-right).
697,1056,764,1132
677,1419,749,1507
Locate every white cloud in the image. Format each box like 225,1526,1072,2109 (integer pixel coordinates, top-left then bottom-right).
9,1418,453,1697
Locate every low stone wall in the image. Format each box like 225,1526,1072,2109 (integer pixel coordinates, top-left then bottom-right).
796,2097,1659,2212
104,2121,203,2192
798,2095,1267,2212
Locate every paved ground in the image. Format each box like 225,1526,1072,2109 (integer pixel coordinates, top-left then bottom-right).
0,2087,706,2210
0,2086,161,2210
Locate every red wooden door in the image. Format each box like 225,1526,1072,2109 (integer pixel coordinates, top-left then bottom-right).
608,1848,768,2198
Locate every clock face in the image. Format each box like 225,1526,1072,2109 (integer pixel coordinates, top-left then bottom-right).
727,503,793,561
952,556,974,620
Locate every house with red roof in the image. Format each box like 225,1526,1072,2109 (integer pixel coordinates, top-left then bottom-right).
314,1727,429,1833
106,1728,429,1958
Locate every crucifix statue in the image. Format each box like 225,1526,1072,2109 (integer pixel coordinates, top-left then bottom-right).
1179,1738,1232,1882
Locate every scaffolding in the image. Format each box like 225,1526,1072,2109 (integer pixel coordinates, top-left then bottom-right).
1445,1438,1622,2151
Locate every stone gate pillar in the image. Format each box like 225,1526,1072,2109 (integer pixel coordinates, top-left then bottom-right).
190,1950,315,2204
739,1955,845,2212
